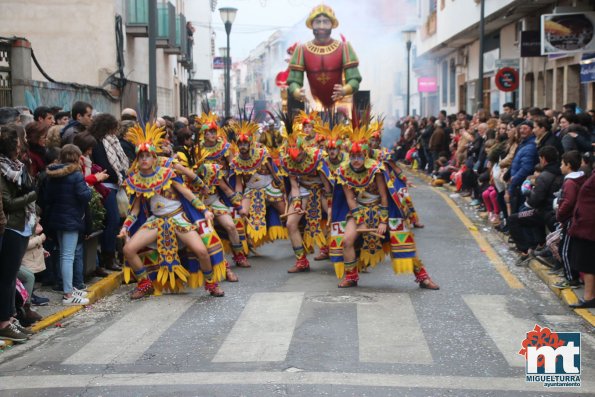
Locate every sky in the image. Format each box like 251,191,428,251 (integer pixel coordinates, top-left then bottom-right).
211,0,318,61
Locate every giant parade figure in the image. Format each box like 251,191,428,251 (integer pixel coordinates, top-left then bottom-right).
287,4,362,108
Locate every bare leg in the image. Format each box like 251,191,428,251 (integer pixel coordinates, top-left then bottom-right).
123,228,159,272
338,218,360,288
123,227,158,299
286,198,309,272
177,230,225,296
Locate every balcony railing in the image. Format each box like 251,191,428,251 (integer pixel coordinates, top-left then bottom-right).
126,0,149,37
156,1,176,48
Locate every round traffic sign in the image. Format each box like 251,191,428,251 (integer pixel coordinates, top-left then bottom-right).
495,67,519,92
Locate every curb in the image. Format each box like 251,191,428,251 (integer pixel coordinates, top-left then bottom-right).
402,164,595,327
1,272,123,349
31,272,124,333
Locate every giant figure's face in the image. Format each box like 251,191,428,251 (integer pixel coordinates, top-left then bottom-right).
312,14,332,41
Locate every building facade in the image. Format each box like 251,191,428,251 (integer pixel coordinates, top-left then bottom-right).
413,0,595,116
0,0,213,117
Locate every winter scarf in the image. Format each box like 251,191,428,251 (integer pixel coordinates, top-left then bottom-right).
102,134,129,185
0,155,36,227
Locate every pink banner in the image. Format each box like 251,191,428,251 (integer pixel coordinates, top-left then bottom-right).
418,77,437,93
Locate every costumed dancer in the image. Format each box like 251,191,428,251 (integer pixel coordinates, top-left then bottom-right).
368,119,424,228
197,112,249,279
120,123,226,299
279,113,332,272
330,125,439,289
230,120,288,248
295,110,321,148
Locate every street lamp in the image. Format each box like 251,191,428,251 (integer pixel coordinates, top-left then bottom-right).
219,7,238,118
402,30,415,117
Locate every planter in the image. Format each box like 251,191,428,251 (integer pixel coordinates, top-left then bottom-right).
83,231,103,277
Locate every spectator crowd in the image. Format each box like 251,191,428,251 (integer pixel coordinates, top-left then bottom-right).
0,103,196,345
392,102,595,309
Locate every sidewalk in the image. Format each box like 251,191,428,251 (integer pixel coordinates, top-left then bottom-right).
1,271,123,349
403,164,595,327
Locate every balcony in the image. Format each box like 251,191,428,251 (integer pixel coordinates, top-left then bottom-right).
157,1,176,48
126,0,149,37
165,13,183,55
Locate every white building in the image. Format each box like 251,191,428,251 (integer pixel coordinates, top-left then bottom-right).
414,0,595,116
0,0,212,117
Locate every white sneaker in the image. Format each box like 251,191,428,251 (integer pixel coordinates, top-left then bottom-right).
62,295,89,305
0,340,5,348
73,288,88,298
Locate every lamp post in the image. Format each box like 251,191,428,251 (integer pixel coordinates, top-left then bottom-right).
402,30,415,117
219,7,237,119
219,46,228,115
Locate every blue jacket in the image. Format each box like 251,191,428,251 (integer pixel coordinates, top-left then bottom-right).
45,163,91,232
509,135,538,194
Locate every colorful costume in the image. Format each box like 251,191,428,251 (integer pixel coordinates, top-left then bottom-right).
287,4,362,108
230,120,287,247
280,120,332,272
196,112,249,271
122,123,226,297
330,124,439,289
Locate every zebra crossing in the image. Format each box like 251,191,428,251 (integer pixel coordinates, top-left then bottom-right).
60,291,554,368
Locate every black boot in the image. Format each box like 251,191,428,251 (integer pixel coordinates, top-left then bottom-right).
101,251,122,271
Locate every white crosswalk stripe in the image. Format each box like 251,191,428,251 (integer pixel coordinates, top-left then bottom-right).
62,292,553,370
463,294,533,368
358,293,433,364
212,292,304,362
63,295,195,365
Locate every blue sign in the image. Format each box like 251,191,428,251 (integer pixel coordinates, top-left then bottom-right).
581,62,595,83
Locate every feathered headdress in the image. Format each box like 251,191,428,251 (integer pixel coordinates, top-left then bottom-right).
197,112,219,132
232,120,260,144
276,108,306,161
126,122,166,155
294,110,321,127
369,117,384,139
347,124,371,156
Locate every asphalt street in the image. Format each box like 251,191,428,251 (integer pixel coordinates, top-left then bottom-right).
0,176,593,397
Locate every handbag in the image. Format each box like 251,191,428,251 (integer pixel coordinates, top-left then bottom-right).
116,188,129,218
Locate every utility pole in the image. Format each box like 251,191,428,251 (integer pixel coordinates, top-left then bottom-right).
476,0,485,111
148,0,157,118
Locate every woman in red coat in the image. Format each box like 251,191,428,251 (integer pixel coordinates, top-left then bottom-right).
568,171,595,308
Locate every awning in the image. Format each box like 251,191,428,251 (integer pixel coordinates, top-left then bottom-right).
188,79,212,93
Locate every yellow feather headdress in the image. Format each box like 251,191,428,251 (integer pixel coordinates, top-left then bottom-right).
294,110,321,128
232,120,260,145
369,119,384,139
314,122,346,149
197,112,219,131
126,122,166,154
347,124,371,155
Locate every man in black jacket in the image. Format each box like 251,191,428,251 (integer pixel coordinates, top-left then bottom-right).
509,146,563,258
533,116,563,157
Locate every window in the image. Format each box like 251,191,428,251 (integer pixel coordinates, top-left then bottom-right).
442,61,448,105
429,0,437,13
449,59,456,106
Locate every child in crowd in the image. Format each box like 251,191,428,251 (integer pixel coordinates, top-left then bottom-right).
17,218,49,325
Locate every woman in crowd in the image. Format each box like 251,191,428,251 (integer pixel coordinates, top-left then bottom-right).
0,124,37,342
89,114,129,273
26,121,49,178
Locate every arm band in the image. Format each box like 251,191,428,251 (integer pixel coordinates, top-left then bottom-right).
123,214,138,230
379,206,389,224
191,197,207,212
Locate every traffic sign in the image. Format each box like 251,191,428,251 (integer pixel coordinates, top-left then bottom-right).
495,67,519,92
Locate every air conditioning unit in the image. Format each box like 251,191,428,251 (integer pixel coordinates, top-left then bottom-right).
455,49,467,67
